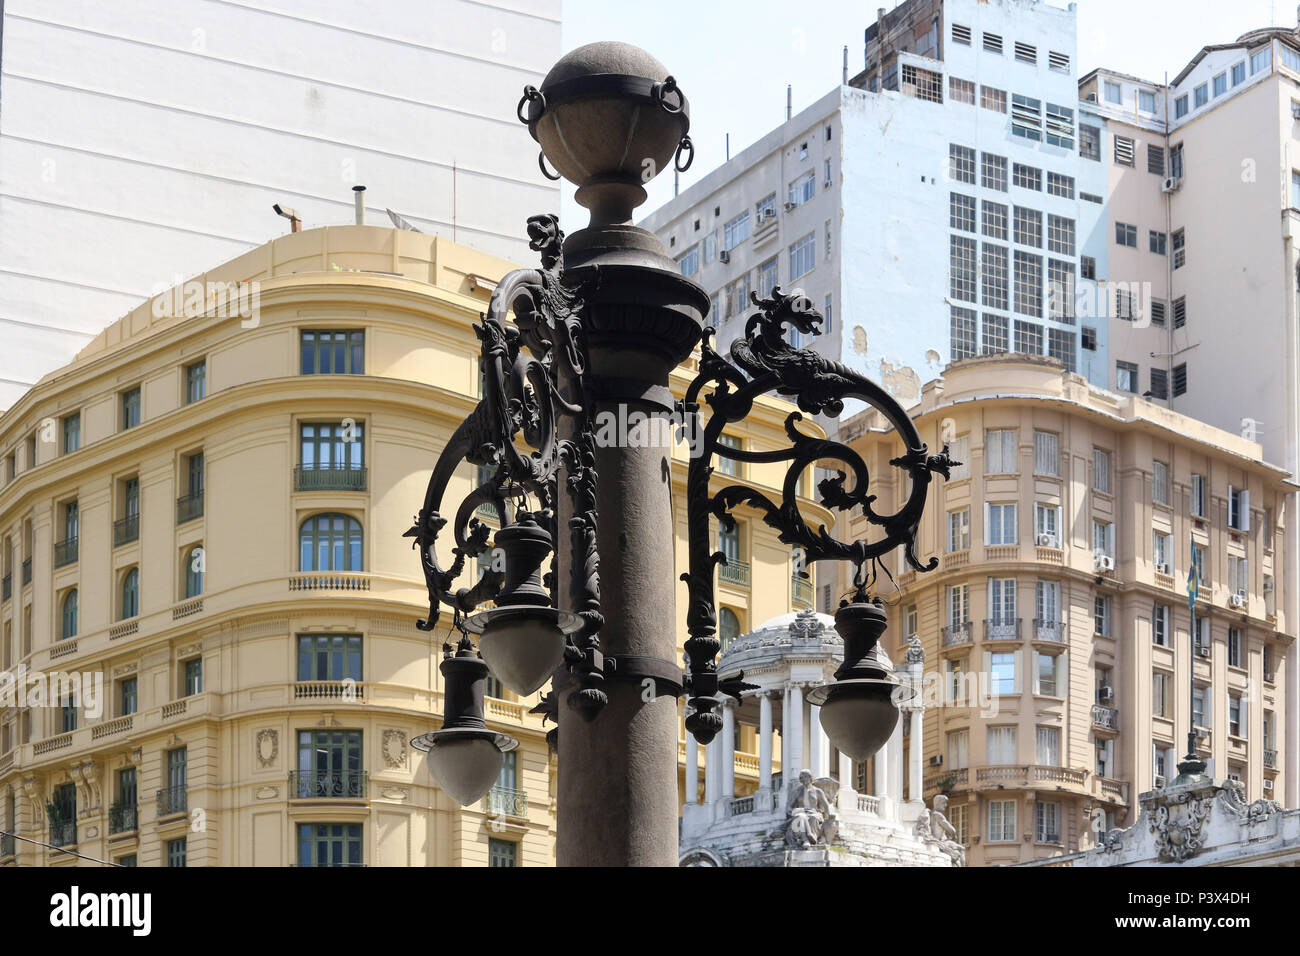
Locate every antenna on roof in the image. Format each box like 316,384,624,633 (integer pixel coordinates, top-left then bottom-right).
272,203,301,233
787,84,793,121
352,185,366,226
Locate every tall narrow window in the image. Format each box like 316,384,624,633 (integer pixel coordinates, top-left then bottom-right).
61,589,77,640
120,567,140,620
185,360,207,404
121,388,141,430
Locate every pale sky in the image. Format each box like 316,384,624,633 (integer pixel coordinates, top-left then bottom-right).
559,0,1287,224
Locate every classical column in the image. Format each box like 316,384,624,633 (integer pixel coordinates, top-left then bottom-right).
888,719,904,802
704,734,719,805
721,699,736,800
838,752,854,790
781,684,791,779
686,729,699,805
908,707,923,802
758,691,774,788
874,739,888,797
788,683,804,772
809,703,824,778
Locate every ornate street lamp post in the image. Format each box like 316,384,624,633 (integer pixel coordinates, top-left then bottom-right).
407,41,954,867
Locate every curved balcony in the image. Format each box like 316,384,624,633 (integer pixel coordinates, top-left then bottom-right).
984,618,1021,641
289,769,368,800
941,622,973,648
49,820,77,848
1092,704,1119,731
113,516,139,547
974,765,1088,789
109,804,138,835
484,785,528,818
1033,619,1065,644
156,785,188,818
293,464,368,493
176,492,204,524
53,537,78,568
718,560,750,589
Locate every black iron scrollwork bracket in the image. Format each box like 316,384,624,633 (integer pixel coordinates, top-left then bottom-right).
677,287,957,744
405,213,609,720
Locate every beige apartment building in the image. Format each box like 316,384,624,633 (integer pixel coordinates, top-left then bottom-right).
0,224,817,867
840,355,1292,866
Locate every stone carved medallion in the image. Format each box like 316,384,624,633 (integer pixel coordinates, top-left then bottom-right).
254,786,279,800
1151,792,1214,863
255,729,278,768
382,729,408,769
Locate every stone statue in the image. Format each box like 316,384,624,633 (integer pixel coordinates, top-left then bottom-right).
785,770,836,848
926,794,966,865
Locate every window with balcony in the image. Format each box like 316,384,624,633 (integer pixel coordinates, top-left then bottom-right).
176,452,204,523
297,423,366,491
298,822,363,867
1033,504,1060,546
295,730,365,798
120,567,140,620
987,725,1017,764
299,514,363,571
298,634,362,685
716,432,742,477
49,782,76,848
985,503,1017,546
60,589,77,640
1228,555,1248,601
116,477,140,546
112,768,138,834
1153,531,1172,574
301,330,364,374
947,509,970,552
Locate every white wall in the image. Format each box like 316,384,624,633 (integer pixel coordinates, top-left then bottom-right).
0,0,561,408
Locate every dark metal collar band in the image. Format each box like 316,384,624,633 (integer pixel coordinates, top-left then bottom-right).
523,73,691,128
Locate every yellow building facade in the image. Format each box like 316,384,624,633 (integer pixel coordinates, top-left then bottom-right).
841,355,1292,866
0,225,815,867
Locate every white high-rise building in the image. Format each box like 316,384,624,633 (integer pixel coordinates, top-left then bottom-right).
640,0,1102,421
0,0,560,409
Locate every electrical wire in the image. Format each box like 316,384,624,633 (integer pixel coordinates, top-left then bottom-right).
0,828,123,866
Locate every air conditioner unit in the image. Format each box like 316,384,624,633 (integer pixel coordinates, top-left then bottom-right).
1098,686,1115,703
1264,779,1275,792
1195,727,1210,740
1154,774,1166,788
823,179,833,189
757,210,774,225
1155,563,1171,575
1093,553,1115,572
1195,642,1211,658
1036,533,1059,548
1228,772,1243,783
1264,577,1275,592
719,249,731,264
1161,176,1182,193
928,755,943,767
1229,592,1246,609
783,200,797,211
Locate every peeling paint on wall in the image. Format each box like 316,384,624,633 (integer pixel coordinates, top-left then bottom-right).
879,358,921,404
852,325,869,355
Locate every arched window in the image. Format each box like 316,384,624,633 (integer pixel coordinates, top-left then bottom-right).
61,589,78,639
184,546,204,598
719,607,740,650
121,568,139,620
299,514,363,571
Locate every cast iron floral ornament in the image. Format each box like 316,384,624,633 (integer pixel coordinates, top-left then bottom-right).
407,222,956,754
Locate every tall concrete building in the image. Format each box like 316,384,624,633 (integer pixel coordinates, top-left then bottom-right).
843,355,1291,865
1092,20,1300,805
0,0,560,411
0,223,820,867
640,0,1104,419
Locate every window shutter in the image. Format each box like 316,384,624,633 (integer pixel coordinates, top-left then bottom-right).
1032,652,1042,695
1059,651,1068,697
1227,484,1235,525
1241,490,1250,531
983,503,991,545
1056,506,1063,543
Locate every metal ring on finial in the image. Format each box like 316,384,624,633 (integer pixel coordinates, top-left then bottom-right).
538,151,561,181
674,135,694,173
517,85,546,124
653,75,685,114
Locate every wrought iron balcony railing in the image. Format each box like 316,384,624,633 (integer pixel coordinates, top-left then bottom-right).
1264,749,1278,769
1092,704,1119,730
1033,619,1065,643
984,618,1021,641
718,559,750,588
941,622,972,647
20,558,31,586
109,804,138,834
49,820,77,848
176,492,204,524
483,785,529,818
290,769,368,800
293,464,368,492
53,537,78,568
113,515,140,547
156,785,187,818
